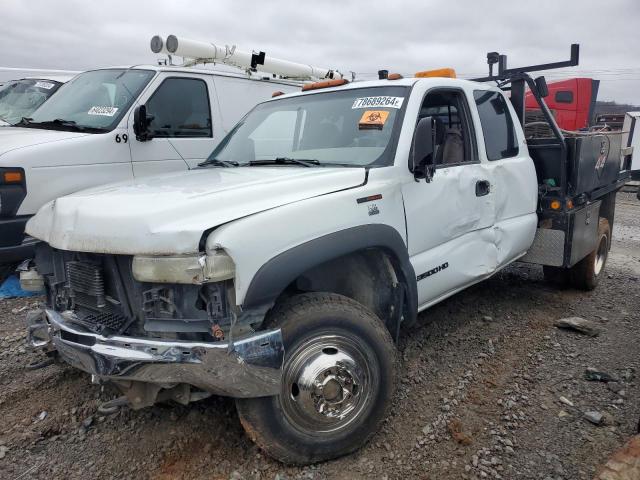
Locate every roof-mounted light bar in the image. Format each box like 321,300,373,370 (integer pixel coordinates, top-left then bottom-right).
150,35,343,81
415,68,456,79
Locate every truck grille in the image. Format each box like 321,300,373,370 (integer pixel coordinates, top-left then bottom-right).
66,261,106,307
65,260,127,333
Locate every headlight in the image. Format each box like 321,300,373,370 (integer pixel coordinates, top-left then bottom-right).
132,250,235,284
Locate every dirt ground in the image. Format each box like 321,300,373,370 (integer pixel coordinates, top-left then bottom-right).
0,191,638,480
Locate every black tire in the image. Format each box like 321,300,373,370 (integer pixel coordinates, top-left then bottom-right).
0,263,16,286
569,218,610,291
236,293,397,465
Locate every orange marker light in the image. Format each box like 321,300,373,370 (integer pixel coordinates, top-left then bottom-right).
272,91,285,98
415,68,457,79
566,199,574,210
387,73,403,80
3,171,23,183
301,78,349,92
550,200,561,210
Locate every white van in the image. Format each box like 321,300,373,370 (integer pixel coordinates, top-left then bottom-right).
0,63,304,280
0,75,72,126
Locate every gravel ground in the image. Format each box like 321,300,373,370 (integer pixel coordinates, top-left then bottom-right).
0,191,638,480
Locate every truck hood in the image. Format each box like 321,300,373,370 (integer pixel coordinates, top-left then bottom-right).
0,127,88,157
27,166,366,255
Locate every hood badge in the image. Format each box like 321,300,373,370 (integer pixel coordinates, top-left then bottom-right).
356,194,382,216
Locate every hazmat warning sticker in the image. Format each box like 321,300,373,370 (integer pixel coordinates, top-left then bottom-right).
87,106,118,117
359,110,390,130
352,96,404,109
34,81,55,90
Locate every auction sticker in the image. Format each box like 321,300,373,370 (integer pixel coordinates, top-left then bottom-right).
34,81,55,90
359,110,390,130
352,96,404,109
88,106,118,117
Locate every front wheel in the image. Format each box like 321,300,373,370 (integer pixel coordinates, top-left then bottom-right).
236,293,397,465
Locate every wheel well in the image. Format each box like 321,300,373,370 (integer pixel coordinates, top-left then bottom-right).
277,249,406,335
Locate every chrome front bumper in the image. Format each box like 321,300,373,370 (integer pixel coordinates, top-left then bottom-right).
27,309,284,398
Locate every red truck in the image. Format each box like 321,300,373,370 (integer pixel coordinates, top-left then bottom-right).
525,78,600,130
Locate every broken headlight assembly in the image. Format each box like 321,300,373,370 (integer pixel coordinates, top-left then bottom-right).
132,250,235,284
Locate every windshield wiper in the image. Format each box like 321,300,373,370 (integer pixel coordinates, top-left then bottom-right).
15,118,106,133
249,157,320,167
198,158,240,168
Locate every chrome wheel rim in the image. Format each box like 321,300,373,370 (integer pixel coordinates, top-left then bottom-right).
280,334,376,435
594,234,608,276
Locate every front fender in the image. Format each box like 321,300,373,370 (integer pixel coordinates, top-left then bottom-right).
205,180,417,325
243,223,417,320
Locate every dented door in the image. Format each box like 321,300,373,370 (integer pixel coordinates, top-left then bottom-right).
403,162,496,309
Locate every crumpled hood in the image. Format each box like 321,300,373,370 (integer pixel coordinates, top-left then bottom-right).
0,127,88,157
27,166,366,255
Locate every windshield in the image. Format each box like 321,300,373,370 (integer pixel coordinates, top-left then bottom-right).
23,69,155,132
206,86,409,167
0,79,62,125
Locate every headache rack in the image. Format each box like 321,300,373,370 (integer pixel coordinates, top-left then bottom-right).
472,45,631,268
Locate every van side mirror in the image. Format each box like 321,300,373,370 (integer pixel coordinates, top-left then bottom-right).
133,105,154,142
412,116,436,182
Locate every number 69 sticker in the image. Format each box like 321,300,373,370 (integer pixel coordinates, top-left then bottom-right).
115,134,128,143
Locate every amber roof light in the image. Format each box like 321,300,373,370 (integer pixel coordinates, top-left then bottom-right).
302,78,349,92
415,68,457,79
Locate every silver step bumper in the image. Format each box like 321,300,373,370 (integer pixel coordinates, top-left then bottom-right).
27,309,284,398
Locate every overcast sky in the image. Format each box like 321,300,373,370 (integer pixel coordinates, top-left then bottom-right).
1,0,639,104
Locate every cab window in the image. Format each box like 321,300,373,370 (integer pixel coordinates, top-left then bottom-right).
146,78,212,138
473,90,519,161
418,90,477,167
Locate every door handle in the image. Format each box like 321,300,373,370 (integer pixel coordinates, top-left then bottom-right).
475,180,491,197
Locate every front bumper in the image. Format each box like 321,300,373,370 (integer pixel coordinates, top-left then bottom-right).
27,309,284,398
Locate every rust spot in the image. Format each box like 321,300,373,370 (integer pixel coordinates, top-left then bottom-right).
211,324,225,340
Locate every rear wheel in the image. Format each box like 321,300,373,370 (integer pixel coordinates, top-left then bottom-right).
236,292,397,465
569,218,610,290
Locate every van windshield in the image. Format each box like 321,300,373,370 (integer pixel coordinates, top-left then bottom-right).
18,69,155,133
205,86,409,168
0,79,62,125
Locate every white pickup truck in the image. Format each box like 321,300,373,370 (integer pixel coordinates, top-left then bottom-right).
0,61,303,281
24,46,630,464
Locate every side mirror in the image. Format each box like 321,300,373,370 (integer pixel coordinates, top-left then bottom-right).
412,116,436,182
133,105,154,142
535,76,549,98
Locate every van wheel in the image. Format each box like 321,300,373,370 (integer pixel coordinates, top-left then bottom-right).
235,293,397,465
569,218,610,291
0,263,15,286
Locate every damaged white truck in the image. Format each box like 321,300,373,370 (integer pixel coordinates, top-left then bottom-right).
25,45,631,464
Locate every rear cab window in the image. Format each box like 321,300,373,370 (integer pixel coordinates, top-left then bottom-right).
473,90,519,161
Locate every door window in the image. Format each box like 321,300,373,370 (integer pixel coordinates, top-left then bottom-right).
473,90,519,161
417,90,477,167
146,78,212,138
